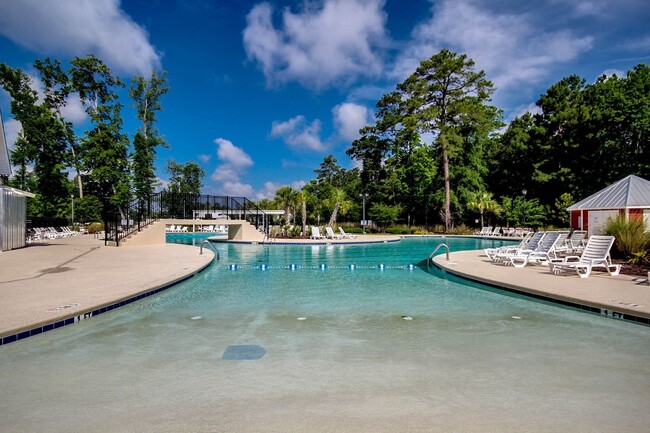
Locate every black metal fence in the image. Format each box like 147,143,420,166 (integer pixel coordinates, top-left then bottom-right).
104,192,267,246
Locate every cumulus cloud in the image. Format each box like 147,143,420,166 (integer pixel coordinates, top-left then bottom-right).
392,0,593,100
197,154,212,164
215,138,253,168
270,115,326,151
243,0,387,90
0,0,161,75
210,138,255,196
258,180,307,200
332,102,371,141
3,118,22,153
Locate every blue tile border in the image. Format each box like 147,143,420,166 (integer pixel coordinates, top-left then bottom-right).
0,268,207,346
431,262,650,327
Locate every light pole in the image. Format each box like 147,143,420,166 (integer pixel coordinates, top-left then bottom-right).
522,189,527,226
359,193,369,234
71,195,74,226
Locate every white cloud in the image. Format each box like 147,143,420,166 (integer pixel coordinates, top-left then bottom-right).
215,138,253,168
60,93,87,124
0,0,161,75
599,69,626,79
270,115,327,151
257,180,307,200
198,154,212,163
243,0,387,90
220,181,255,197
392,0,593,99
3,118,22,153
210,138,255,196
332,102,371,141
507,103,543,123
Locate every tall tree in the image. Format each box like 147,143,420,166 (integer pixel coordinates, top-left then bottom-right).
34,58,83,198
166,160,205,194
401,49,499,231
70,55,130,214
130,71,169,200
0,63,69,216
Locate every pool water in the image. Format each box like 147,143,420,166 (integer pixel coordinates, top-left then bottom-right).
1,236,649,432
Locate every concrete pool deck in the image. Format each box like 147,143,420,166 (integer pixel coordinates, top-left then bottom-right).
0,235,215,343
432,250,650,324
1,235,649,345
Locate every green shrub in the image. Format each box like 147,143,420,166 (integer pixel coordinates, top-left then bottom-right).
448,224,473,235
86,222,104,234
345,227,363,234
385,227,409,235
604,215,650,260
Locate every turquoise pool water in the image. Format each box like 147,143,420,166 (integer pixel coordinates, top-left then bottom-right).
1,236,649,432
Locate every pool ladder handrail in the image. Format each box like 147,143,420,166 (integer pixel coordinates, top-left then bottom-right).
427,243,450,267
200,239,219,260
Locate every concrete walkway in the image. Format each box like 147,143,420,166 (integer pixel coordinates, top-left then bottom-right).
0,235,214,341
432,249,650,323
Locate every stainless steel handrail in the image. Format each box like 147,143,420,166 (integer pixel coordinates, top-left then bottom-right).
427,243,450,267
200,239,219,259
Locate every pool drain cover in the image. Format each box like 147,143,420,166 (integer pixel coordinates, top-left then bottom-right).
222,344,267,360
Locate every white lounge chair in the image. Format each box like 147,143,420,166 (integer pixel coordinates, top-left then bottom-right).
483,232,543,261
561,230,587,255
510,231,561,268
325,226,341,239
549,235,621,278
310,226,325,239
488,226,501,236
493,232,546,264
338,227,357,239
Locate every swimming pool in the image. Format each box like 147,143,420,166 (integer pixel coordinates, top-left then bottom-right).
1,236,649,432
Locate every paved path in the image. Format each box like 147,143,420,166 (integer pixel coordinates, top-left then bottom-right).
0,235,214,340
432,249,650,323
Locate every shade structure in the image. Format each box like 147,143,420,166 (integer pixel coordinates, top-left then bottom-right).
567,175,650,211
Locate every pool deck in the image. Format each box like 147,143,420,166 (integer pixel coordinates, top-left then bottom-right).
1,236,649,345
0,235,215,344
432,250,650,324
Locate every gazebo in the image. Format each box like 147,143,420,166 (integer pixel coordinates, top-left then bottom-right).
567,175,650,236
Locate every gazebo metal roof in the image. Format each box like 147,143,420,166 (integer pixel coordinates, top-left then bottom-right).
567,175,650,211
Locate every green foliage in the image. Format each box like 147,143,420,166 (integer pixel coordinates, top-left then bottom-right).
604,215,650,260
86,222,105,233
130,70,169,200
448,224,474,235
369,203,402,231
467,191,501,227
74,195,103,223
166,160,204,195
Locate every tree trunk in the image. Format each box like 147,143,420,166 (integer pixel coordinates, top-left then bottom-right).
443,147,451,232
328,202,340,227
301,200,307,235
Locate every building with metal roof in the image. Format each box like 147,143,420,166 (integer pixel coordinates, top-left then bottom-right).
568,175,650,236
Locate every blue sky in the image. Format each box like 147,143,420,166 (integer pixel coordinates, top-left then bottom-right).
1,0,649,200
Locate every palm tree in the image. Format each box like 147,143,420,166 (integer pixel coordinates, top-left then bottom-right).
468,191,501,228
327,188,352,227
274,186,299,226
297,189,309,236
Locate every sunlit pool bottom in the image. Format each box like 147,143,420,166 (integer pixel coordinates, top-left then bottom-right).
1,237,648,432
